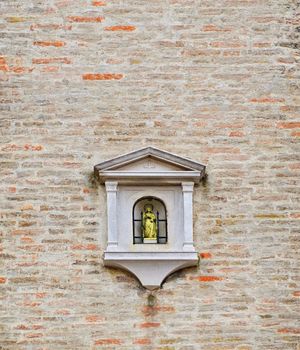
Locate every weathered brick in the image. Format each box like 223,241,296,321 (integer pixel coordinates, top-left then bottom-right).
20,204,34,211
139,322,161,328
229,131,245,137
41,66,60,72
30,24,72,31
92,1,106,5
23,144,43,151
142,306,175,316
133,338,151,345
202,24,232,32
291,131,300,136
200,252,212,259
33,41,65,47
6,17,27,23
94,339,122,345
82,73,123,80
71,244,98,250
277,328,300,334
277,122,300,129
26,333,43,338
104,26,136,31
32,58,71,64
190,276,223,282
67,16,104,23
1,0,299,349
85,315,105,323
250,97,285,103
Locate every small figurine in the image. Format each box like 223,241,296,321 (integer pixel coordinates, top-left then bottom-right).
142,204,157,241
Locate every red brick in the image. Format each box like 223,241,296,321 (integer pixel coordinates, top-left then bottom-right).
200,252,212,259
85,315,105,323
291,131,300,137
104,26,136,31
24,144,43,151
0,65,9,72
9,67,29,73
92,1,106,5
229,131,245,137
67,16,104,23
139,322,161,328
0,277,7,284
42,66,59,72
94,339,122,345
293,291,300,297
36,293,46,298
190,276,223,282
82,73,123,80
277,122,300,129
21,237,34,243
0,56,9,71
277,328,300,334
33,41,65,47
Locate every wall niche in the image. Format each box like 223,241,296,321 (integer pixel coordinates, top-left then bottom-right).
94,147,206,290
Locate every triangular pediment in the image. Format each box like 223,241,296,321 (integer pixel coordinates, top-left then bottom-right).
94,147,206,184
109,156,189,172
95,147,205,171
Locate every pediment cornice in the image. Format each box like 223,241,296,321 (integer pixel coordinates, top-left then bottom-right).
94,147,206,185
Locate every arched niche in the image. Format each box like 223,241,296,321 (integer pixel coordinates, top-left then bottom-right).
132,196,167,244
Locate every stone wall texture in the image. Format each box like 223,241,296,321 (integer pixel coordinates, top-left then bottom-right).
1,0,300,349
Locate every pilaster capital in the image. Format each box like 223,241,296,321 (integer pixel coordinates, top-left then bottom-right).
105,181,118,192
181,182,194,192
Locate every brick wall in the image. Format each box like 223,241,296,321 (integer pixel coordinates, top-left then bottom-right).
1,0,299,349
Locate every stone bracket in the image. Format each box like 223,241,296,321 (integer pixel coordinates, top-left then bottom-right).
104,251,199,290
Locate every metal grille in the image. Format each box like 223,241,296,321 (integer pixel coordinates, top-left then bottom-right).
132,197,167,244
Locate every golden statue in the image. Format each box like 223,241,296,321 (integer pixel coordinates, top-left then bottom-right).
142,204,157,240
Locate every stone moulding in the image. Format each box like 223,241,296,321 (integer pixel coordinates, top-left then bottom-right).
94,146,206,290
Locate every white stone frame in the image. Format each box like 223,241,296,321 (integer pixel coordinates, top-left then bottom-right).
94,147,206,290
